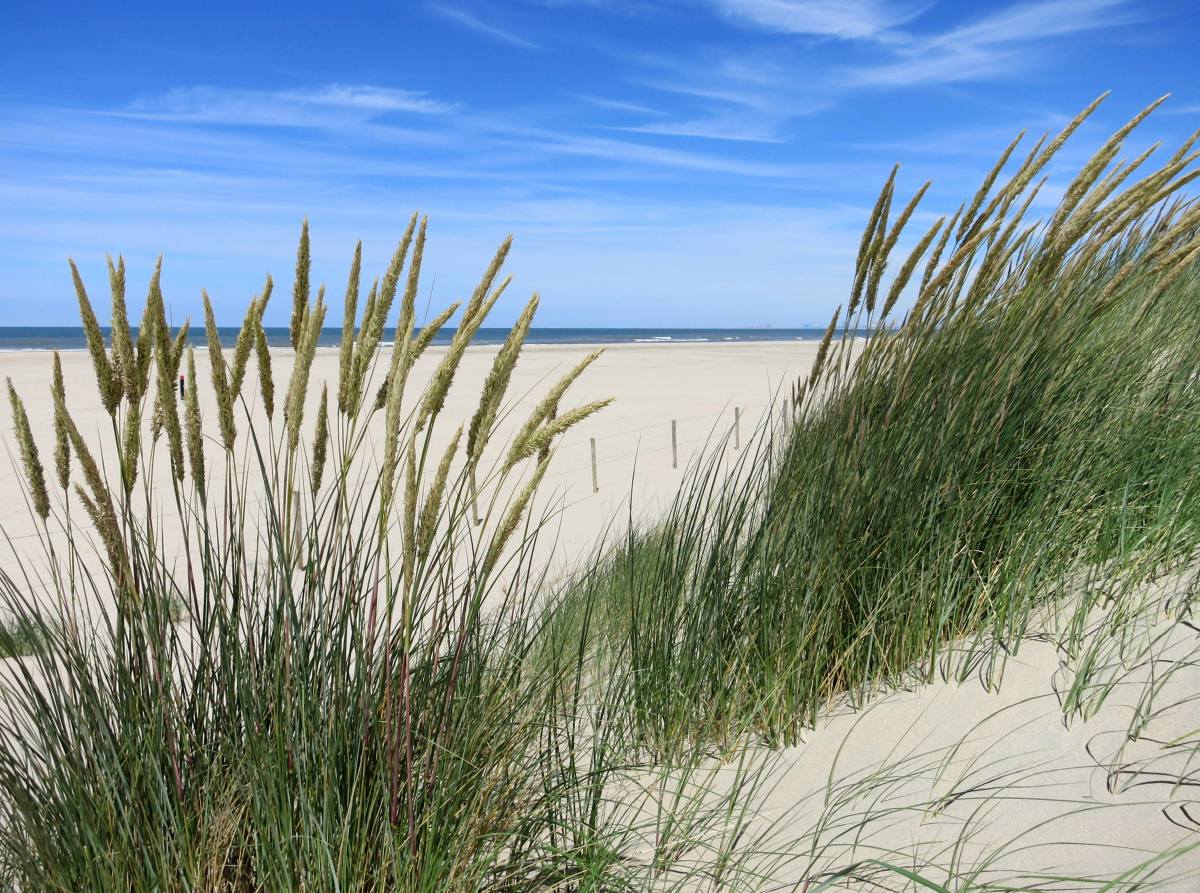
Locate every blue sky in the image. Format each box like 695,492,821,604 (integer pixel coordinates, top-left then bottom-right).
1,0,1198,327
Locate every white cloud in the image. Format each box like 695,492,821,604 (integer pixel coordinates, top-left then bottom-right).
125,84,455,126
707,0,921,40
849,0,1137,87
576,95,672,116
430,5,541,48
612,117,785,142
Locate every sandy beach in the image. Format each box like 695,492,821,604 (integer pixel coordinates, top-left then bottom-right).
1,339,815,575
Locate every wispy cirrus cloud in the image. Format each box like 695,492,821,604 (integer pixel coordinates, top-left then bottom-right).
705,0,922,40
431,4,541,48
576,95,672,116
124,84,456,127
848,0,1139,86
612,116,785,142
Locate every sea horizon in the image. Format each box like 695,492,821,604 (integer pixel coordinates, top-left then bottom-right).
0,326,845,352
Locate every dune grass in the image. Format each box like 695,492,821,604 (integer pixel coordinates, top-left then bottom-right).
564,94,1200,754
4,94,1200,891
0,219,693,892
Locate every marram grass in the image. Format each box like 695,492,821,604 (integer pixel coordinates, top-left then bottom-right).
6,93,1200,892
563,94,1200,755
0,224,661,893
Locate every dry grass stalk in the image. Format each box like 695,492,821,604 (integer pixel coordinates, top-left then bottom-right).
290,218,310,350
867,182,931,316
505,398,612,473
285,286,327,455
461,236,513,328
143,268,186,482
372,300,460,414
1046,96,1168,247
376,220,430,415
254,317,274,421
346,215,418,413
416,274,511,433
806,306,840,391
394,218,428,370
507,349,604,466
132,259,161,401
915,223,997,308
337,241,362,414
185,347,206,492
203,291,237,451
171,320,189,370
418,425,461,564
467,292,539,466
53,388,124,573
483,455,549,579
347,278,380,414
851,166,897,317
377,214,419,323
232,277,271,399
919,204,962,298
69,258,122,415
107,254,135,399
311,383,329,497
956,132,1024,243
861,185,893,318
7,379,50,520
881,218,944,321
120,401,141,497
52,351,71,490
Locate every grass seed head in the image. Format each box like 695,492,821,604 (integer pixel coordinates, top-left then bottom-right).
286,287,326,455
290,218,310,350
376,213,418,332
508,348,603,467
232,277,271,399
203,290,236,451
7,379,50,520
255,318,274,421
809,305,841,387
129,256,162,402
120,402,141,496
868,182,931,316
149,287,185,482
311,383,329,497
417,274,511,432
185,347,206,492
418,425,461,563
107,254,136,399
70,258,122,416
55,391,124,571
882,217,945,321
483,455,549,580
338,240,362,414
505,398,612,473
52,351,70,490
468,292,539,465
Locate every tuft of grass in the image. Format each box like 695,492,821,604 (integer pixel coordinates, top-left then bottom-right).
0,222,732,892
564,94,1200,754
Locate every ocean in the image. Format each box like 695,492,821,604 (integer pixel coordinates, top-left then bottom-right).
0,327,834,351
